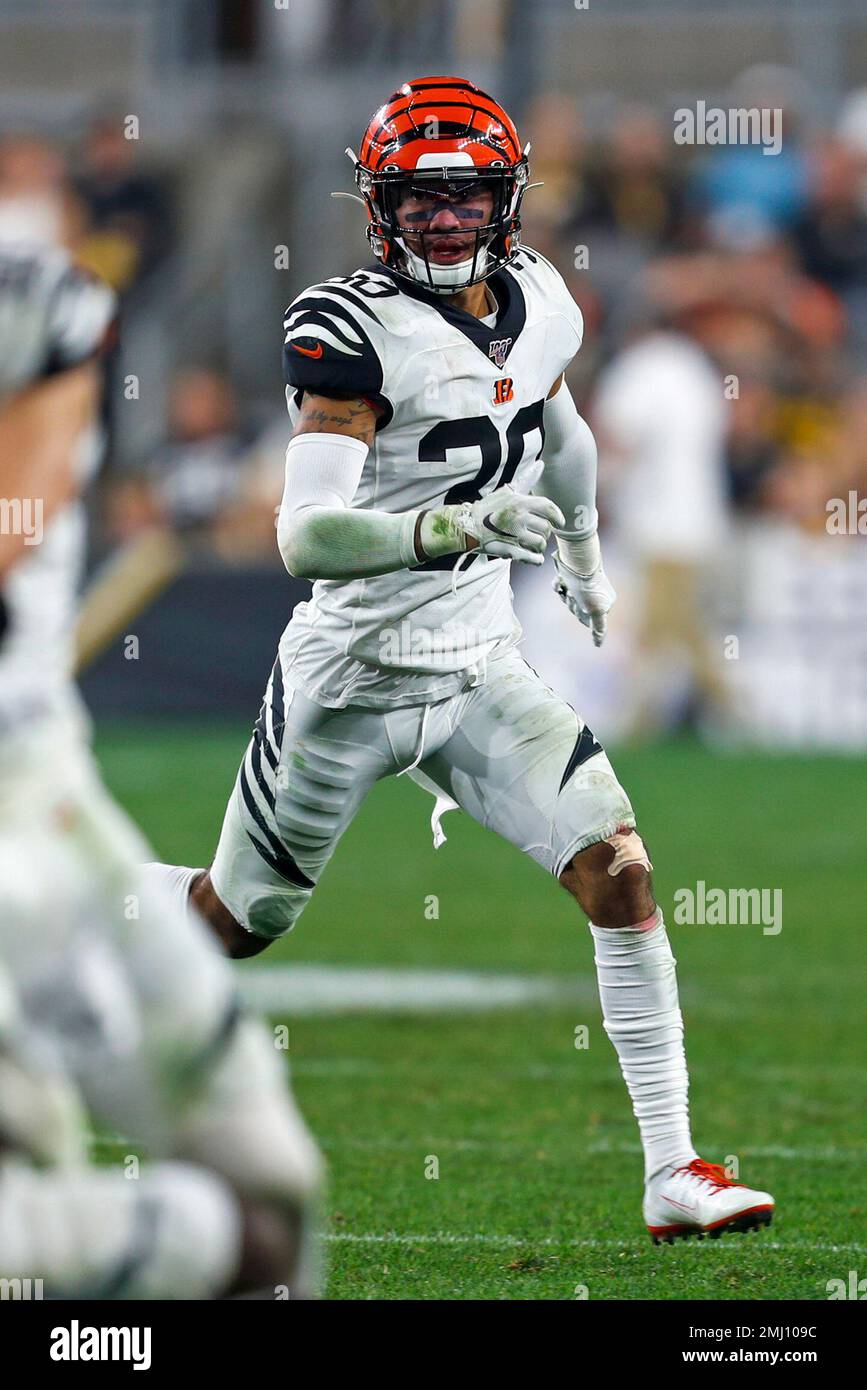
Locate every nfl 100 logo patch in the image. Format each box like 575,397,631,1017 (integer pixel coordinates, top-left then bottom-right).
488,336,512,369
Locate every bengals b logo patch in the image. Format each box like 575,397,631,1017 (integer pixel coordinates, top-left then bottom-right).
493,377,514,405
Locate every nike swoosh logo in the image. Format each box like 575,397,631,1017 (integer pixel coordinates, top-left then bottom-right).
483,513,515,539
292,341,323,358
665,1197,699,1215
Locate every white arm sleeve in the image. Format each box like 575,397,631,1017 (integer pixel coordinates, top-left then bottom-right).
535,381,599,538
277,431,420,579
534,381,603,575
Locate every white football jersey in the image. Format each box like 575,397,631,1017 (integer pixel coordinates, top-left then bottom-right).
0,242,115,739
281,245,583,708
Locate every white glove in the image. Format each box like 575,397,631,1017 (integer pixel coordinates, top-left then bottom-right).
456,486,565,565
421,486,565,566
552,538,616,647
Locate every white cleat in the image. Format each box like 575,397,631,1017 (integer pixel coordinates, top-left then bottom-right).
644,1158,774,1244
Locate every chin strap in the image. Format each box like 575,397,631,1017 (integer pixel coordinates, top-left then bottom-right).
399,239,490,295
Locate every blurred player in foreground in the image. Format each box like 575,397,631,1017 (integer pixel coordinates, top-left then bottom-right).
0,237,321,1297
147,78,774,1244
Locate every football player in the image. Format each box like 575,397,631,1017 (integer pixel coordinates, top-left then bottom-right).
0,238,321,1297
147,77,774,1244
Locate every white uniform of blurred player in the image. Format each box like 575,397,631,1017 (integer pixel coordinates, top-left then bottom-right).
149,77,774,1244
0,239,321,1298
593,328,730,732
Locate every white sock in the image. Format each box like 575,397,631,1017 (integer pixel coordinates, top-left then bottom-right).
589,911,698,1181
139,863,200,924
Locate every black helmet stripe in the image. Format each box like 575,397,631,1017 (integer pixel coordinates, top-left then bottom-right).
369,130,516,170
365,101,517,157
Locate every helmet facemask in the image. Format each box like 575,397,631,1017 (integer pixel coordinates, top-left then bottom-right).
360,161,528,294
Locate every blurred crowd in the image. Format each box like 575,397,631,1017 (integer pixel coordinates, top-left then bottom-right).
524,66,867,540
4,64,867,563
513,64,867,737
0,116,171,301
0,109,291,564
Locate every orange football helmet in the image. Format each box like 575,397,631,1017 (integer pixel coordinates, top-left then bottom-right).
345,75,530,294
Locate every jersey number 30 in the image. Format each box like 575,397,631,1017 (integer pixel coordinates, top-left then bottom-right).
413,401,546,571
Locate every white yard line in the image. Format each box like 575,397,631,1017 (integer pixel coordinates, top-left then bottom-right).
237,962,825,1022
308,1134,866,1162
91,1124,865,1167
584,1139,867,1161
90,1127,865,1165
238,963,592,1014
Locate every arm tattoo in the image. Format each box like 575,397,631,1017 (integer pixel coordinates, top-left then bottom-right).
295,393,378,447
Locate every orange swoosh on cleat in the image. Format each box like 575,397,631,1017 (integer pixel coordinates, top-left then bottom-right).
291,341,323,358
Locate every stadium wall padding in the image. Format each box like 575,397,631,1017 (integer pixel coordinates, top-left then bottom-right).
79,567,310,718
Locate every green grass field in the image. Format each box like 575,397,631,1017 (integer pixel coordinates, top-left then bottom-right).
96,724,866,1300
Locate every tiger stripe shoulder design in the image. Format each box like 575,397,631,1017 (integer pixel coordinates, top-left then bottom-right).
282,271,398,401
